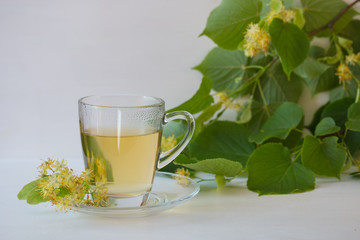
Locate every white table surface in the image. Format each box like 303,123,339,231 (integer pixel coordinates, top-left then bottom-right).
1,157,360,240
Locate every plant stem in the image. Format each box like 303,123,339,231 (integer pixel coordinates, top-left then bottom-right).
243,65,265,70
308,0,360,37
256,79,268,106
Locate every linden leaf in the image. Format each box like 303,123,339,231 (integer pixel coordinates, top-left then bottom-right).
346,102,360,132
345,131,360,155
340,20,360,53
175,155,243,177
293,8,305,29
256,62,303,104
26,188,47,205
249,102,304,144
245,100,281,134
330,80,358,103
269,18,310,78
163,120,187,139
294,58,337,94
168,77,213,114
189,121,256,167
321,97,354,129
302,136,347,179
269,0,282,13
247,143,315,195
201,0,262,50
17,179,42,200
315,117,341,136
302,0,358,37
193,103,222,138
194,47,248,91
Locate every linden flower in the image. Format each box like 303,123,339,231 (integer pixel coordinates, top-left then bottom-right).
277,7,295,23
36,158,109,211
38,158,56,177
266,7,295,24
244,23,270,57
94,158,107,183
336,63,352,83
174,168,191,186
161,135,177,152
346,53,360,66
215,92,243,111
85,151,108,183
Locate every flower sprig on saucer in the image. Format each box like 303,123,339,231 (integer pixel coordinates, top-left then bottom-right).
17,158,109,212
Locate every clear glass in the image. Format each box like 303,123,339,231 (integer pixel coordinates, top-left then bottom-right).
75,172,200,218
78,95,195,205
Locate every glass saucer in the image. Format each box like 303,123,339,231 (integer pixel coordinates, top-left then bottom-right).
75,172,200,218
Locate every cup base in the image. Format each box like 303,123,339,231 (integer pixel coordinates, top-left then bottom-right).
106,192,167,208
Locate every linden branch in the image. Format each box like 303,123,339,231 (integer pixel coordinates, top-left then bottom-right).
307,0,360,37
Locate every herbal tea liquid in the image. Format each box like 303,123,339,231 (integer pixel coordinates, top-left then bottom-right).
81,129,162,198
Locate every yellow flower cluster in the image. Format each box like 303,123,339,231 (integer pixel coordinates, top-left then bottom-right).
345,53,360,66
267,7,295,24
244,23,270,57
161,135,177,152
174,168,191,186
37,158,109,211
336,63,352,83
85,151,108,183
215,92,243,111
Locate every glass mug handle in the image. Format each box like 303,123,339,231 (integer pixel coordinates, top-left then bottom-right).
157,111,195,169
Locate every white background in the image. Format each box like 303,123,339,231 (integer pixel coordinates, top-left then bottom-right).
0,0,221,158
1,0,359,159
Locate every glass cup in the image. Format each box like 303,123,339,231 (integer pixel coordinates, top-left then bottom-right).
78,95,194,205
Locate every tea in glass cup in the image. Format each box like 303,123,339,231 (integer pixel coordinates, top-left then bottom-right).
78,95,194,202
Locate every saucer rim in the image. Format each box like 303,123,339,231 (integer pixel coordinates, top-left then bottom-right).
74,171,200,216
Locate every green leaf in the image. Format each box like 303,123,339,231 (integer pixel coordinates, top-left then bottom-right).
256,62,303,104
311,67,338,94
249,102,304,144
294,58,337,94
294,58,329,79
17,179,42,200
194,103,222,138
237,101,252,124
245,101,281,134
345,131,360,155
194,47,248,91
175,155,243,177
168,77,213,114
215,175,231,188
270,0,282,12
307,103,328,134
314,117,341,136
247,143,315,195
321,97,354,129
340,20,360,53
301,0,358,37
26,188,47,205
346,102,360,132
201,0,262,50
330,79,358,102
163,120,187,139
189,121,256,167
81,134,114,181
261,0,294,16
294,8,306,29
269,18,310,78
302,136,347,179
309,46,326,59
